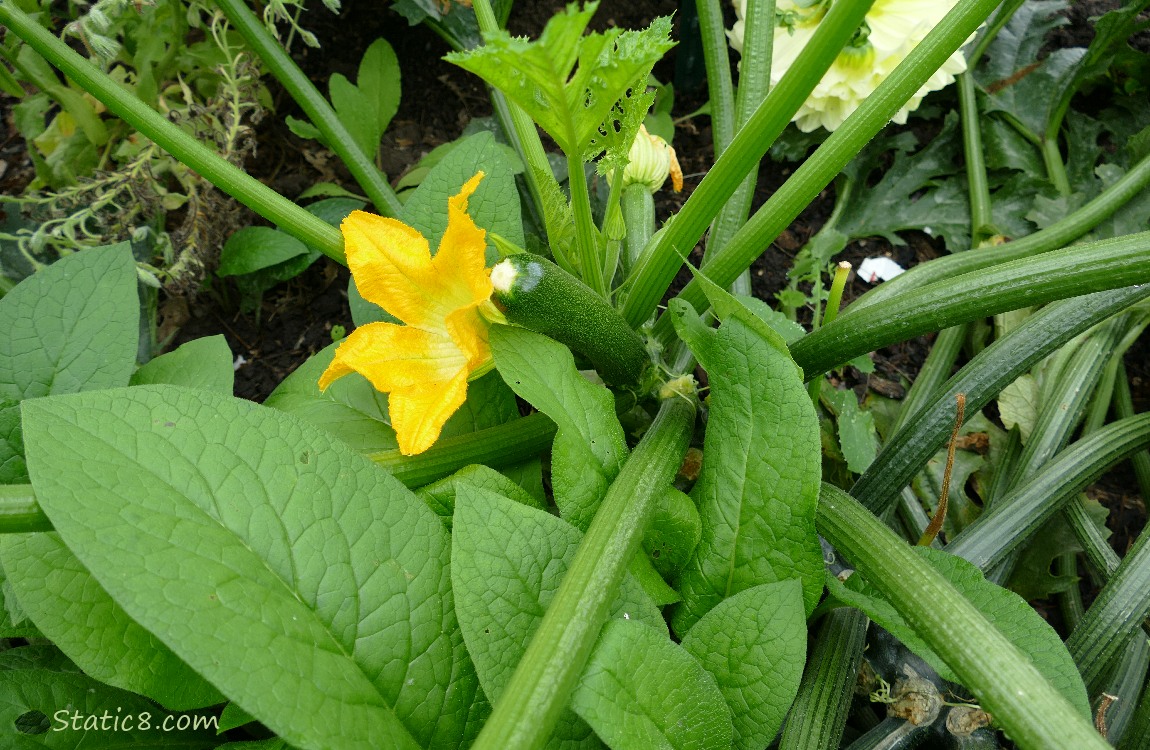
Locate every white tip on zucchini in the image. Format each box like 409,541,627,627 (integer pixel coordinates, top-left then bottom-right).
490,259,518,294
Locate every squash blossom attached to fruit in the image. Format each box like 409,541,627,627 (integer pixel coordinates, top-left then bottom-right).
728,0,969,133
319,172,503,455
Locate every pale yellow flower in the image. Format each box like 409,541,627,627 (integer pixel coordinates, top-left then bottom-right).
622,124,684,192
319,173,494,455
729,0,969,133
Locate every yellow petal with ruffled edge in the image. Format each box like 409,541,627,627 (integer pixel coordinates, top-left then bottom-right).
319,172,494,455
318,322,468,393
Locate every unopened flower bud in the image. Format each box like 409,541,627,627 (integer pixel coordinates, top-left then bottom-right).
622,125,683,193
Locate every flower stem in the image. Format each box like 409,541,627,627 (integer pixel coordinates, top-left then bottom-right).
567,153,607,297
621,0,877,328
213,0,402,218
621,183,654,272
472,395,695,750
816,483,1111,750
1041,135,1074,197
958,72,994,244
0,1,346,263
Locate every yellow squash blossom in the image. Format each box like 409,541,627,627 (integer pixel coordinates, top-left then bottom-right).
319,172,495,455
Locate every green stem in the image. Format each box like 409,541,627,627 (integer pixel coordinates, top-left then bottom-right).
965,0,1026,68
622,0,877,327
822,261,851,328
0,1,346,263
0,485,52,533
370,412,558,488
636,0,1002,334
778,607,868,750
851,286,1150,514
945,413,1150,572
958,72,994,244
213,0,401,218
789,231,1150,379
696,0,735,157
816,483,1111,750
851,149,1150,311
1115,361,1150,504
1042,134,1073,197
472,0,554,225
709,0,775,296
567,153,606,296
1068,506,1150,693
621,183,655,271
889,325,966,436
472,396,695,750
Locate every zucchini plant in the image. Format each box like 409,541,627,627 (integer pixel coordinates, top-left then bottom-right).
0,0,1148,748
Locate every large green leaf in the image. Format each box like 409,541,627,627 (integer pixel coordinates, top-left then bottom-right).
403,131,524,254
670,304,824,633
680,582,807,750
446,5,673,159
129,335,233,394
835,114,969,251
0,532,223,710
451,483,664,749
0,400,26,484
571,620,733,750
0,656,218,748
416,463,545,527
264,342,399,454
22,385,484,750
0,244,137,401
975,0,1075,138
826,546,1090,718
491,325,627,531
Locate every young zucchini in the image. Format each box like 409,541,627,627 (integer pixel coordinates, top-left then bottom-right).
489,253,650,385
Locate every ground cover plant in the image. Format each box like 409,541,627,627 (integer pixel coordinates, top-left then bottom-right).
0,0,1149,748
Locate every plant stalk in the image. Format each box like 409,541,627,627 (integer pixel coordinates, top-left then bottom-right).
817,483,1110,750
472,396,695,750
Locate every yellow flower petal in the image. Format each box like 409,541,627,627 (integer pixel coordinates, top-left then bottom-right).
341,211,441,328
320,322,469,394
389,370,470,455
320,172,495,455
434,172,493,309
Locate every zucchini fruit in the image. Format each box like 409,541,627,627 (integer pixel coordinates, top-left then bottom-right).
490,253,650,385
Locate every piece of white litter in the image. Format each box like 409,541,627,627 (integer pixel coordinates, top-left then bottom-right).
858,257,906,284
233,354,248,372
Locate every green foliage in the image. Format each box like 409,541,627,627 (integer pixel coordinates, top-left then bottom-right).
670,303,824,631
22,385,484,749
0,532,224,710
571,619,734,750
446,4,673,163
491,325,627,531
680,582,807,750
451,482,664,748
286,38,400,160
128,335,234,394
